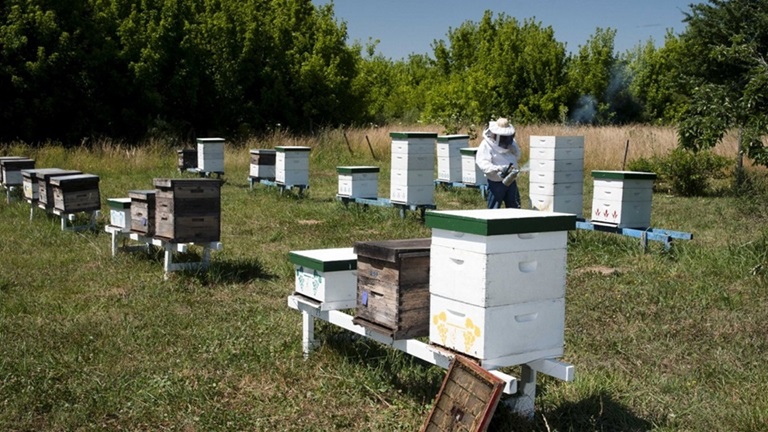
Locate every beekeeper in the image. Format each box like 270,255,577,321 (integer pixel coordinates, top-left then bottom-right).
475,117,521,209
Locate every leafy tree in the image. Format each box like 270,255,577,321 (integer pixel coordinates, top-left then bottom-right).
678,0,768,165
422,11,569,129
626,32,689,124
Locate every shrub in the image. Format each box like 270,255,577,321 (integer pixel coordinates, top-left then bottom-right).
660,147,731,196
628,148,731,196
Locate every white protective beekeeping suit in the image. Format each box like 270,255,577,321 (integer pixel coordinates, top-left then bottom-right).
475,118,520,182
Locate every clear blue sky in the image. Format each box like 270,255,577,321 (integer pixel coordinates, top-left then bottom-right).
312,0,700,59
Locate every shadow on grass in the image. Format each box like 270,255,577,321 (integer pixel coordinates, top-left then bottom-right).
318,323,444,403
490,390,658,432
314,321,660,431
122,248,276,284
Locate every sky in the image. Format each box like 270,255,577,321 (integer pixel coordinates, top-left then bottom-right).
312,0,701,59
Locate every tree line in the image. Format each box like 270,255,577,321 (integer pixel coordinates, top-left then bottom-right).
2,0,767,163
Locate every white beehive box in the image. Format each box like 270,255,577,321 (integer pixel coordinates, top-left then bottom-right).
529,193,583,216
528,135,585,162
196,138,225,173
528,168,584,185
390,184,434,205
430,295,565,367
388,132,437,205
460,148,486,185
425,208,575,366
337,166,379,198
275,146,311,185
436,135,468,182
426,209,573,307
289,247,357,310
107,198,132,232
590,170,656,228
390,169,433,187
249,149,276,179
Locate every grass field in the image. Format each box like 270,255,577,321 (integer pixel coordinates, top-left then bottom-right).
1,125,767,431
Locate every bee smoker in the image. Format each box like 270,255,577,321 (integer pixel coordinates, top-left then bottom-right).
500,164,520,186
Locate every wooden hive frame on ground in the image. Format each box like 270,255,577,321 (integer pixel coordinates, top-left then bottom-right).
420,355,504,432
352,238,431,340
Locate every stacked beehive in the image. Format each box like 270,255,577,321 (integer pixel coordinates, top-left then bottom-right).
591,170,657,228
353,238,431,339
389,132,437,205
22,168,70,203
425,208,576,368
528,136,585,216
289,247,358,310
460,148,486,186
275,146,311,186
37,170,83,210
436,135,468,183
196,138,225,173
1,158,35,187
249,149,276,180
50,174,101,213
153,178,221,243
336,166,379,199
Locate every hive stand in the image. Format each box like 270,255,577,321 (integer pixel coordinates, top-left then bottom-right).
336,195,437,219
575,218,693,251
46,207,99,231
184,167,224,179
104,225,222,279
251,178,308,196
287,294,574,419
433,179,488,199
1,185,20,204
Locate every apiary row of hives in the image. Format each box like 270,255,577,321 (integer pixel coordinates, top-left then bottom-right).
5,158,102,214
107,178,222,243
289,207,576,368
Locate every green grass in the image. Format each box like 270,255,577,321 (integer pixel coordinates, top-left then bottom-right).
1,136,768,431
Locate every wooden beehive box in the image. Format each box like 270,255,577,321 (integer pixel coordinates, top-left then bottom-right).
353,238,431,339
177,148,198,171
249,149,276,179
1,158,35,186
275,146,311,185
153,178,221,243
21,168,66,202
128,189,156,236
37,170,82,209
420,355,504,432
0,157,25,184
49,174,101,213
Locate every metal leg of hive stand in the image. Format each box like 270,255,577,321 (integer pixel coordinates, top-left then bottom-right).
504,365,537,420
29,204,34,222
302,311,318,358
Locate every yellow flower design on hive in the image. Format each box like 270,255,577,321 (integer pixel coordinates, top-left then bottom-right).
462,318,481,352
432,311,448,345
